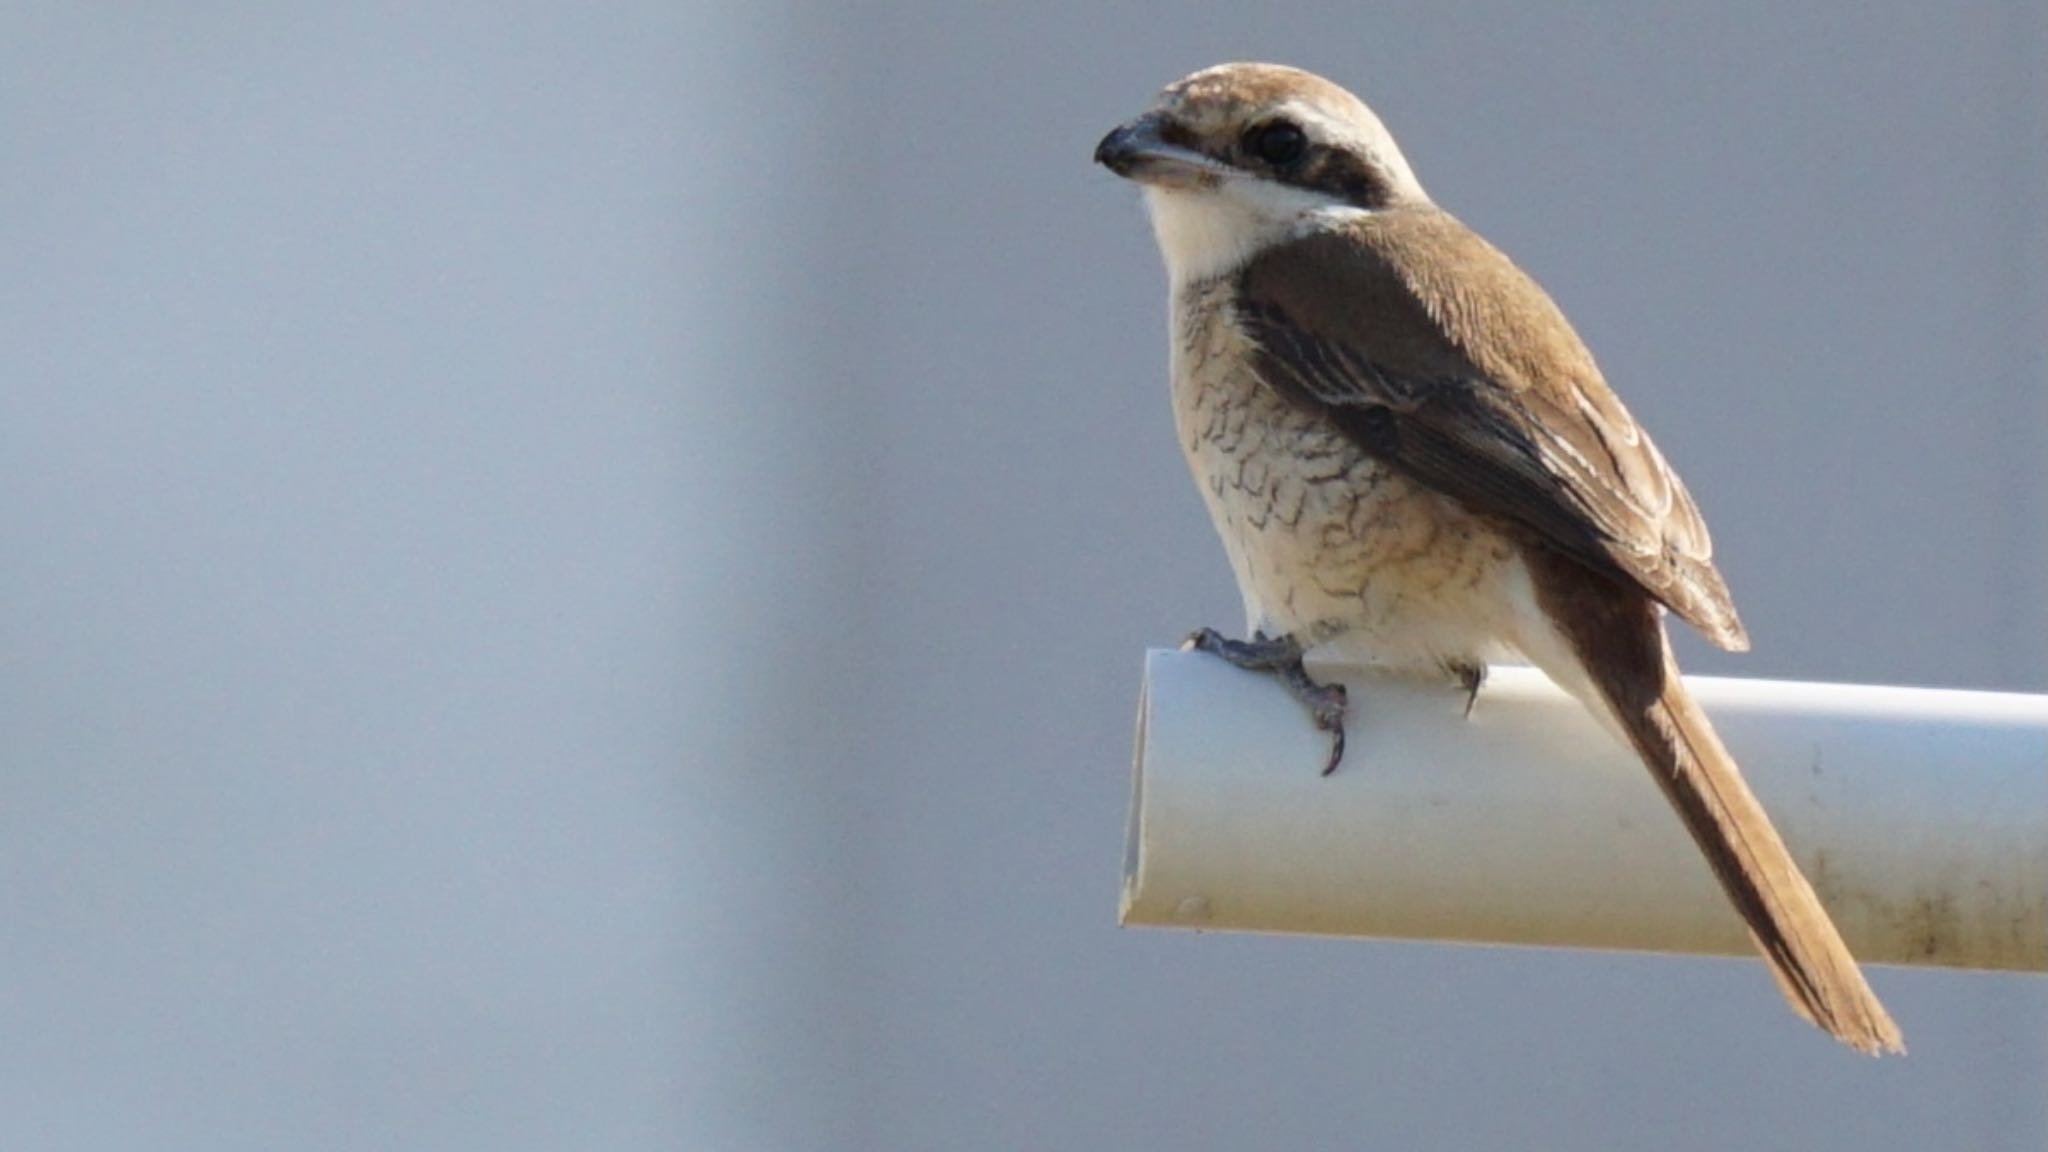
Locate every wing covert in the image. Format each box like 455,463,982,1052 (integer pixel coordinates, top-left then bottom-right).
1235,212,1748,649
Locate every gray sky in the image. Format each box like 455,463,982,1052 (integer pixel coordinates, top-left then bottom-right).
2,3,2041,1149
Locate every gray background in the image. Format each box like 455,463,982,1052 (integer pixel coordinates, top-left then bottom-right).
3,3,2042,1149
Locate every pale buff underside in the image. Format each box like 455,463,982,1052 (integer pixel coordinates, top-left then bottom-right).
1171,277,1546,678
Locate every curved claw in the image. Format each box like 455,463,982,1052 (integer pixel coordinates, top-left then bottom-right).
1305,680,1349,776
1447,659,1487,718
1319,719,1346,775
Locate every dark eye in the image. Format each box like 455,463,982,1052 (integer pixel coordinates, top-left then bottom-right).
1246,120,1308,167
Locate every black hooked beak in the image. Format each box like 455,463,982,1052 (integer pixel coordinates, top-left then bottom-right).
1093,116,1158,175
1094,114,1221,189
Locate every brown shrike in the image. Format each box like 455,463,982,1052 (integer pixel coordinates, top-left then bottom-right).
1096,62,1902,1054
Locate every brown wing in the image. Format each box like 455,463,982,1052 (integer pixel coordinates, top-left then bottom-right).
1236,210,1748,650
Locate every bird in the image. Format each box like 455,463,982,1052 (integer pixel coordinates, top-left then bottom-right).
1094,61,1902,1054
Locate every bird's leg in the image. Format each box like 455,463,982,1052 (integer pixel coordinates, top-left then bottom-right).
1181,628,1351,775
1447,659,1487,718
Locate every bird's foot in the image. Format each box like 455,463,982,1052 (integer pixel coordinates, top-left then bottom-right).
1181,628,1350,775
1447,659,1487,718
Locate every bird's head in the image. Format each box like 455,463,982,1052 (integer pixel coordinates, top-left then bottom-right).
1095,63,1429,285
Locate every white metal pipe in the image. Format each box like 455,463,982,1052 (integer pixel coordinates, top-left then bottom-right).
1122,648,2048,972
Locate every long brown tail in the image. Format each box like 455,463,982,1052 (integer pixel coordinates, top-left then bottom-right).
1535,572,1905,1054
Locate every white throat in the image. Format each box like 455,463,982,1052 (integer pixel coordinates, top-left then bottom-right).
1143,181,1369,288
